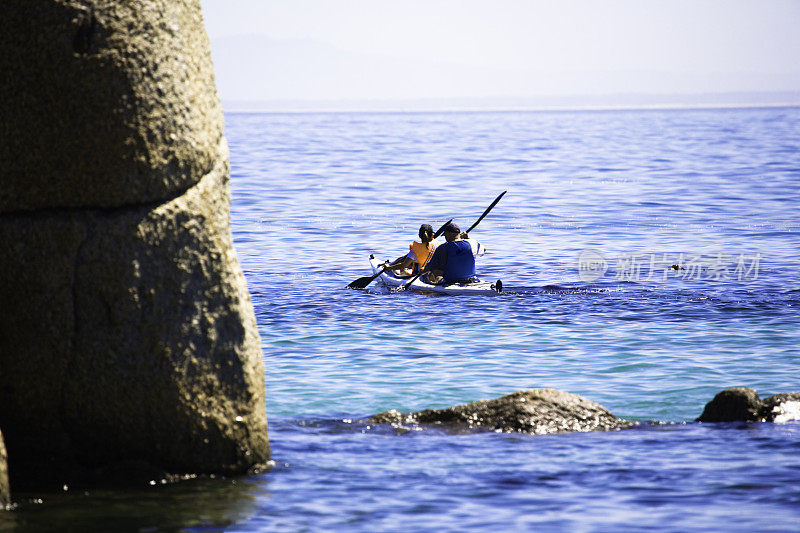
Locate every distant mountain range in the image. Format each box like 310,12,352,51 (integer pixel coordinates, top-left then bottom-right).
209,35,800,112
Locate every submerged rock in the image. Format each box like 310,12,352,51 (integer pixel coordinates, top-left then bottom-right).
369,389,633,434
0,0,268,489
1,430,8,507
761,393,800,423
695,387,761,422
696,388,800,423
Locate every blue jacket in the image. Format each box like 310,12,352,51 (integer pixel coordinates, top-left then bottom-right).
427,240,476,282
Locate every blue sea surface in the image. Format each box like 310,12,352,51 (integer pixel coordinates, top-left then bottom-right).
3,107,800,531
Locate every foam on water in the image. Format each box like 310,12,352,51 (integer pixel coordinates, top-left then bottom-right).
773,401,800,424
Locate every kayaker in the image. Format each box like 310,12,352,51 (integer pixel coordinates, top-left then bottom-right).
425,221,485,284
389,224,438,277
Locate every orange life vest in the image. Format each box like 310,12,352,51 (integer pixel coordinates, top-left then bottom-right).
409,241,437,269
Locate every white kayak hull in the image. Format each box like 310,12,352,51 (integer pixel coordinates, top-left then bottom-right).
369,256,502,295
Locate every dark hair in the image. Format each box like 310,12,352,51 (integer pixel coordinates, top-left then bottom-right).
419,224,434,241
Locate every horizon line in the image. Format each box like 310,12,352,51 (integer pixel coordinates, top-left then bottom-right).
222,101,800,115
220,90,800,114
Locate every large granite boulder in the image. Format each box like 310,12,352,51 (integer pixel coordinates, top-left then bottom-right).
697,388,800,423
1,0,222,211
0,0,269,489
369,389,633,434
0,430,8,507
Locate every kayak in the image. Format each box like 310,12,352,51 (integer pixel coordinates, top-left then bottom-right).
369,255,502,295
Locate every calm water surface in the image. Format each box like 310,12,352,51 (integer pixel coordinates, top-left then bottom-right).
3,107,799,531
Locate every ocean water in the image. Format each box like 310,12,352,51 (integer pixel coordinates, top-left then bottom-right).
3,107,800,531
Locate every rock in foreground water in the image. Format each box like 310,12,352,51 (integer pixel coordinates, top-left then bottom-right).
697,388,800,423
370,389,633,434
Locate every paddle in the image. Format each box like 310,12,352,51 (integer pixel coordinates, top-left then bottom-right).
346,219,454,289
393,191,507,292
465,190,506,234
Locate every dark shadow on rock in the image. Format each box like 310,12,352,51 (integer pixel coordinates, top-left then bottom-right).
696,387,800,423
368,389,635,435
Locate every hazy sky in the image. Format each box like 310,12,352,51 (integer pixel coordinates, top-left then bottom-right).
200,0,800,105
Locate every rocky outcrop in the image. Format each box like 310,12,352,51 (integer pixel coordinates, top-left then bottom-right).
761,393,800,422
0,0,269,489
1,0,222,211
369,389,633,434
0,430,8,507
697,388,800,423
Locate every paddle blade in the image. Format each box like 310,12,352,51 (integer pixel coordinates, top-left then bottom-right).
347,275,376,289
465,190,507,234
347,264,389,289
433,219,453,239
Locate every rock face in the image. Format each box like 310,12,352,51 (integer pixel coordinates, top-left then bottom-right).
0,0,269,489
697,388,800,423
1,0,222,211
370,389,633,434
0,431,8,507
